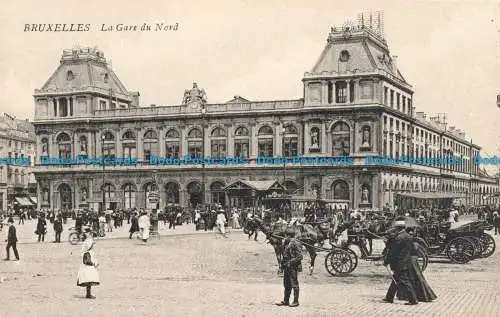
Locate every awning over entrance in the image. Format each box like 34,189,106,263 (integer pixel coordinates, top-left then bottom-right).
29,197,37,204
223,180,285,193
15,197,33,206
396,192,463,200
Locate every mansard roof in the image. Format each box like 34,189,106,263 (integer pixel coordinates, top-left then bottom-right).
308,26,409,87
38,48,130,97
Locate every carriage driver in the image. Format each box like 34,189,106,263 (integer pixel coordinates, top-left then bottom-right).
275,228,303,307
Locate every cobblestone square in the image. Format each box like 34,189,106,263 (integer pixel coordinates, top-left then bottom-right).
1,220,499,317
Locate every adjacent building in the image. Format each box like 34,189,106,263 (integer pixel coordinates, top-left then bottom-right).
32,14,499,212
0,114,36,212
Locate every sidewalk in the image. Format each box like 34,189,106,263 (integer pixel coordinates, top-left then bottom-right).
6,219,233,245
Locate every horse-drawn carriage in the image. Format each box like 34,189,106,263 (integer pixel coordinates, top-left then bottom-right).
414,220,495,264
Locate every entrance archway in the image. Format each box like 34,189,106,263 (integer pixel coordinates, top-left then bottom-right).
187,181,202,208
210,181,226,206
165,182,180,204
58,183,72,211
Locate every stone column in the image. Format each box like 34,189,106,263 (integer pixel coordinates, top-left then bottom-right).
49,180,55,210
354,79,360,103
352,120,357,154
87,132,93,158
37,181,42,210
115,128,122,158
250,123,258,159
180,126,188,158
347,81,351,104
353,173,359,209
73,132,78,159
321,123,327,155
321,81,328,105
304,83,309,104
274,122,282,156
49,134,57,158
226,123,234,157
203,124,210,158
331,81,337,105
159,127,166,157
136,128,144,162
53,98,58,117
95,131,102,159
304,121,310,155
74,179,79,208
36,135,42,164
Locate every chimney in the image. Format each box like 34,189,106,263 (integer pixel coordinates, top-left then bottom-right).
392,56,398,73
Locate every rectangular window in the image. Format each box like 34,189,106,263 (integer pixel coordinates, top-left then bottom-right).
383,116,387,127
188,141,202,158
258,139,273,157
122,146,136,159
384,87,388,106
383,139,387,156
102,146,115,160
349,81,355,102
143,142,159,161
396,93,400,110
408,98,412,115
389,118,393,130
99,100,106,110
234,140,249,158
389,141,393,159
210,140,226,158
110,102,116,110
166,141,180,158
283,137,298,157
335,82,347,103
402,96,406,113
396,121,400,131
390,90,394,107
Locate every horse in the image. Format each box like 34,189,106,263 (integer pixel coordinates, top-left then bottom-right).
245,216,331,275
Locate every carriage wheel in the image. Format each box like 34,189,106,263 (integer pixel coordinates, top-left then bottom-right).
345,248,358,273
468,236,483,259
446,237,475,264
415,243,429,272
324,249,354,277
479,233,496,258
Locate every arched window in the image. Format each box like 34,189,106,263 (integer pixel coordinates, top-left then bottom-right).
211,127,227,158
210,181,226,205
58,98,68,117
165,182,180,204
103,73,109,84
331,122,350,156
332,180,349,200
41,137,49,157
143,130,159,161
187,128,203,158
14,169,19,185
165,129,180,158
234,126,249,158
66,70,74,81
122,130,136,159
258,125,274,157
102,131,116,159
123,184,136,209
282,125,298,157
57,133,72,159
59,183,73,211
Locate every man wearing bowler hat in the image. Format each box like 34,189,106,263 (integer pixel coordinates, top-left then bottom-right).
4,217,20,261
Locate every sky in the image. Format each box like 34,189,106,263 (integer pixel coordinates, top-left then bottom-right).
0,0,499,171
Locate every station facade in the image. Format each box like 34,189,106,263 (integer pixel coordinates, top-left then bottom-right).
32,17,499,212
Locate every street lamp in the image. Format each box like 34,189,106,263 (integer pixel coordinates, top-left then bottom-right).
101,134,106,212
201,107,206,206
281,126,286,185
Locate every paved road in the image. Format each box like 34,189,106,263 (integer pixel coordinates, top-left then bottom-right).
1,216,499,317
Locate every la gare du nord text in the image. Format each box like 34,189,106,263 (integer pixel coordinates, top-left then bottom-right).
100,23,179,31
33,155,498,167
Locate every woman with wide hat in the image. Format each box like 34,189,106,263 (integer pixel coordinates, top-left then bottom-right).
77,230,100,299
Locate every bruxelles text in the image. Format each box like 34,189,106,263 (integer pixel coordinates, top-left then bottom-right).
0,155,490,167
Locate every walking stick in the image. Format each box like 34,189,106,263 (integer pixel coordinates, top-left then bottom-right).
385,266,397,285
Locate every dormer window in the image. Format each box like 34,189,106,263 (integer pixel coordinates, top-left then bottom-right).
104,73,109,83
339,50,350,62
66,70,74,81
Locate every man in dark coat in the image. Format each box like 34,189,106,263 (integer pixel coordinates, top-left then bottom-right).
4,217,19,261
53,214,63,243
276,228,303,307
383,220,418,305
129,212,139,239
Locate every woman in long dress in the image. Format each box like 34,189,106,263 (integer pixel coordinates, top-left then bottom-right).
232,211,240,229
138,211,150,242
77,233,100,299
397,242,437,302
